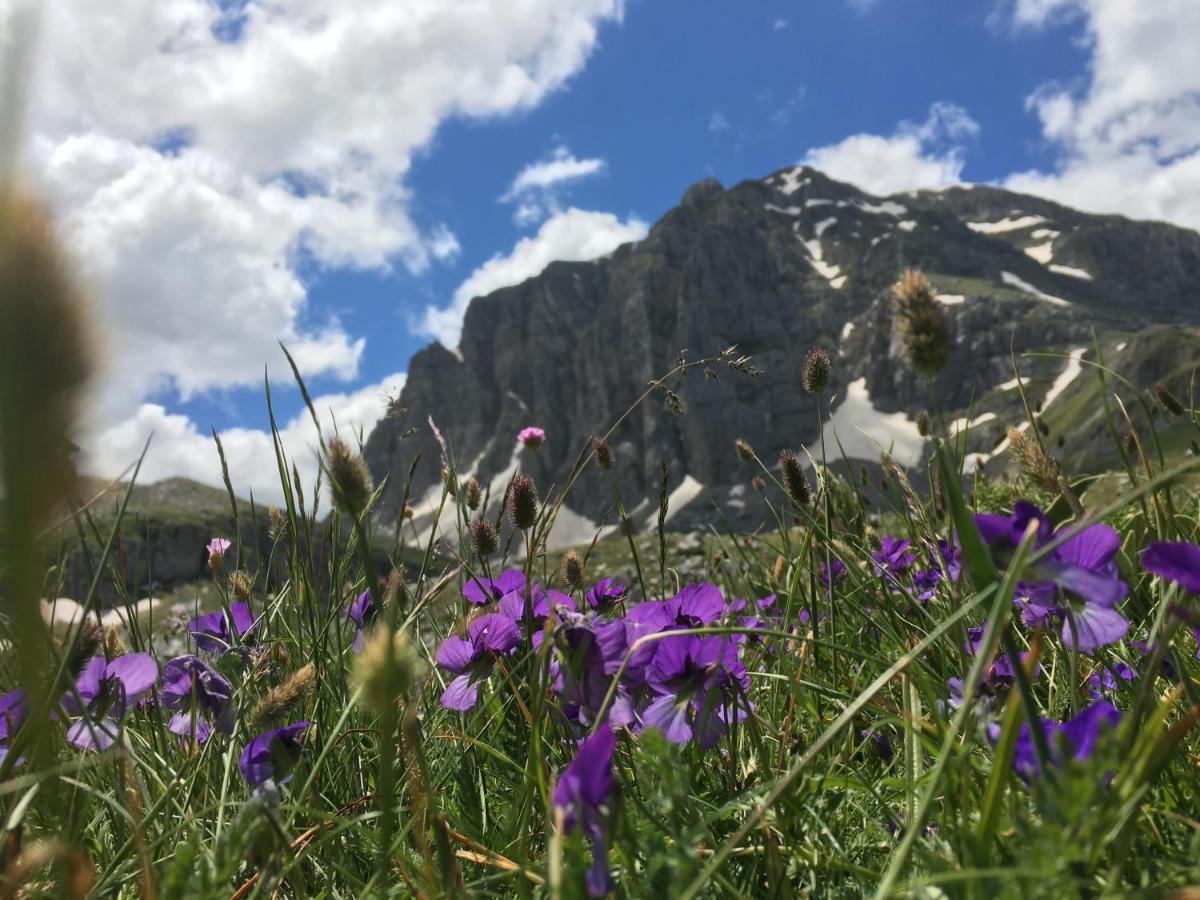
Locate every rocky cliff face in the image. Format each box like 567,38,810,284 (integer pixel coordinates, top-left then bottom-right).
364,166,1200,541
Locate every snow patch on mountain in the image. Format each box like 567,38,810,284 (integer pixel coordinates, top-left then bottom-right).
967,215,1047,234
821,378,926,466
1001,271,1070,307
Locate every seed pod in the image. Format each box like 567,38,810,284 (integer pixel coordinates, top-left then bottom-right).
735,438,754,462
251,664,316,729
803,347,832,394
469,518,499,557
915,410,931,438
779,450,810,508
507,474,539,530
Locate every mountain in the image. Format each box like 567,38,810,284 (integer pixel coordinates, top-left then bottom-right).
363,166,1200,542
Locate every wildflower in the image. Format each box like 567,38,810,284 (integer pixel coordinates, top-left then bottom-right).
561,551,586,592
751,476,766,493
1141,541,1200,593
518,426,545,449
206,537,231,573
892,269,955,376
584,578,626,613
0,689,29,765
861,725,894,764
161,655,236,743
463,569,526,605
872,536,916,586
189,601,261,654
347,590,375,651
553,726,617,897
508,473,539,530
553,623,634,728
626,583,725,633
642,634,751,748
820,558,846,586
469,518,499,558
976,502,1129,652
239,722,310,787
803,347,832,394
1012,700,1120,781
434,614,521,710
592,436,614,470
62,654,158,751
1086,662,1135,700
779,450,810,508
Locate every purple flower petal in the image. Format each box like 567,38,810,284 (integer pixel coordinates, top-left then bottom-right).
106,653,158,700
642,694,692,744
1061,604,1129,653
67,717,119,751
440,674,479,711
434,636,477,674
239,721,309,785
1141,541,1200,593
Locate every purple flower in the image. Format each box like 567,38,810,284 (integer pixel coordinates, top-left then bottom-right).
977,502,1129,653
1087,662,1135,700
189,601,261,655
1141,542,1200,593
347,590,375,651
937,539,963,583
435,614,521,711
626,582,726,633
642,635,751,748
206,537,232,572
584,578,626,613
161,655,235,743
1012,700,1120,780
239,722,309,786
518,426,545,449
861,725,893,764
873,537,916,578
553,726,617,897
820,559,846,585
463,569,526,605
0,688,29,766
62,654,158,751
912,567,942,602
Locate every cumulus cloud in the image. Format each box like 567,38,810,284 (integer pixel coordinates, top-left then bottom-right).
18,0,625,430
800,102,979,195
708,111,731,132
501,146,607,226
83,373,408,504
1003,0,1200,232
420,208,648,348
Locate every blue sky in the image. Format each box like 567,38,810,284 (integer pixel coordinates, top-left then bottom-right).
18,0,1198,496
183,0,1088,431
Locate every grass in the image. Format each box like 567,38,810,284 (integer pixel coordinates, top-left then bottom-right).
4,271,1200,898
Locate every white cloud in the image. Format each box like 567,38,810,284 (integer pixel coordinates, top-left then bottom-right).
846,0,881,14
83,372,408,504
17,0,625,427
800,102,979,195
1003,0,1200,232
709,111,731,132
500,146,607,225
770,86,808,128
772,18,790,31
420,207,648,348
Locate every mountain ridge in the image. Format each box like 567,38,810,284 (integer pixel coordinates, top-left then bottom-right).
364,164,1200,542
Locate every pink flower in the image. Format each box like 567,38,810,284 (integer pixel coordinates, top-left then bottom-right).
518,427,545,449
206,537,232,572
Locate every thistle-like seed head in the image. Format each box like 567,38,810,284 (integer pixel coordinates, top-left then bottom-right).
592,436,614,470
803,347,832,395
779,450,810,508
326,439,372,517
891,269,955,377
228,570,254,602
560,550,585,592
463,476,483,511
1155,382,1186,416
469,517,499,557
1007,426,1062,493
507,474,539,530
